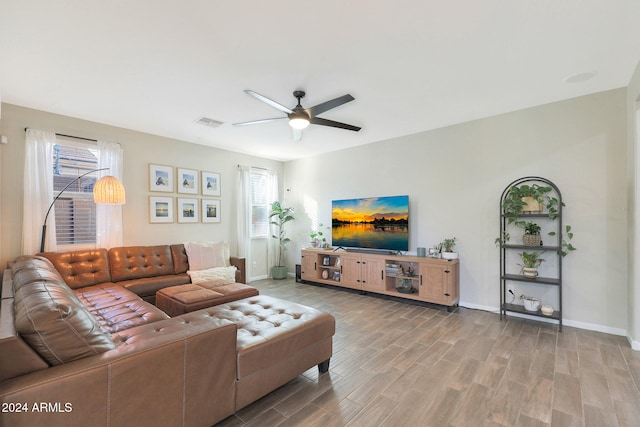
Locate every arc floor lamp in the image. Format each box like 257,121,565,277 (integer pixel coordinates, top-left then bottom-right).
40,168,126,252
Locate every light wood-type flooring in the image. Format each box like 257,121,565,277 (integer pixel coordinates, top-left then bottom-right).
216,278,640,426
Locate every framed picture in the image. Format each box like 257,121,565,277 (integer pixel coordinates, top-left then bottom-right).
177,198,199,223
202,199,221,223
201,171,221,196
149,196,174,223
149,164,174,192
177,168,199,194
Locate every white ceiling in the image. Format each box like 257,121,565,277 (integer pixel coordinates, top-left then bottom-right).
1,1,639,161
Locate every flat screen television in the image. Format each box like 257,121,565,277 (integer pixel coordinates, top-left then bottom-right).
332,195,409,252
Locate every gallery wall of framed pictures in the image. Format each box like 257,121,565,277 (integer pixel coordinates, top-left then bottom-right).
148,164,221,224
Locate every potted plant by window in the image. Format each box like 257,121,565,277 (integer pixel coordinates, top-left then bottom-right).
522,221,541,246
269,201,295,280
440,237,458,260
518,251,544,278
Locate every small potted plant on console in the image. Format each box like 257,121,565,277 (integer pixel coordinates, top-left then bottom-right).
440,237,458,260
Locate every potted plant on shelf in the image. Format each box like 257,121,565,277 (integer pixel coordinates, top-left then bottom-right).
518,251,544,278
309,223,328,248
520,295,541,312
269,201,295,280
522,221,541,246
440,237,458,260
503,183,554,224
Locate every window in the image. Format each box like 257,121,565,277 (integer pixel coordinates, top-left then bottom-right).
250,171,270,237
52,141,100,246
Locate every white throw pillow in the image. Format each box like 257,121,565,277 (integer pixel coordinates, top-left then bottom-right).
187,266,237,284
184,241,230,270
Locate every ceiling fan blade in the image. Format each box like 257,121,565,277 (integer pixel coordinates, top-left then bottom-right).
306,94,355,117
310,117,361,132
233,117,287,126
244,90,293,114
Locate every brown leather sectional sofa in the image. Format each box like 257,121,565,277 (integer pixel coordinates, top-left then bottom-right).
0,245,335,426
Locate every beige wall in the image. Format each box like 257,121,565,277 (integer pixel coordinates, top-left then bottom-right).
285,88,629,336
0,103,283,278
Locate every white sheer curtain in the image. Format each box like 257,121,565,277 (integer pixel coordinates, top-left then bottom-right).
266,169,279,271
96,140,124,248
236,165,252,280
22,129,56,254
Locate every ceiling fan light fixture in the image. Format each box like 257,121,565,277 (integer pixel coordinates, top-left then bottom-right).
289,115,310,130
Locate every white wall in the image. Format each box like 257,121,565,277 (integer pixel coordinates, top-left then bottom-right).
0,103,283,276
627,59,640,349
284,88,629,335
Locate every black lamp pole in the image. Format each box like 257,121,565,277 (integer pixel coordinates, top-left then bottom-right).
40,167,109,253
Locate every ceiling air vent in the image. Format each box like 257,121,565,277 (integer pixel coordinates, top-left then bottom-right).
195,116,223,128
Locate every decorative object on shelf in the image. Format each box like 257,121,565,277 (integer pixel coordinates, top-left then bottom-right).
521,295,541,312
322,270,329,279
518,251,544,278
310,223,329,248
428,247,440,257
395,277,415,294
522,222,542,246
335,257,341,267
269,201,295,279
541,304,554,316
417,247,426,257
440,237,458,260
322,256,330,266
201,171,221,196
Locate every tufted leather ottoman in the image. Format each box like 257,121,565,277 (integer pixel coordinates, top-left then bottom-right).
195,295,335,410
156,280,259,316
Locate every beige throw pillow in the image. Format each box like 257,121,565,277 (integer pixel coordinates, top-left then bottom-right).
184,241,230,270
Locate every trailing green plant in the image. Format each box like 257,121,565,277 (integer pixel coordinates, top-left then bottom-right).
499,183,576,257
503,184,558,224
548,225,576,257
494,231,510,247
269,201,295,267
518,251,544,268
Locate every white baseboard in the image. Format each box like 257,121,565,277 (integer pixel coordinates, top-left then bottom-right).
459,301,631,339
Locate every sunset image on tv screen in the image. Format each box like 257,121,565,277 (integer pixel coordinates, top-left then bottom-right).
332,195,409,251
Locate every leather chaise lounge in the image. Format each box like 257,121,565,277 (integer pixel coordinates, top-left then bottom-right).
0,245,335,427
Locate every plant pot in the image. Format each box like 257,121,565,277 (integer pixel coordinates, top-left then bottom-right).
522,267,538,279
523,234,541,246
271,266,288,280
442,251,458,260
523,297,540,312
521,196,543,214
310,240,319,248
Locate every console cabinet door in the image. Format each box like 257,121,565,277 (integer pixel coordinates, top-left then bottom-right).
361,257,385,291
419,262,453,305
300,251,317,281
338,253,362,289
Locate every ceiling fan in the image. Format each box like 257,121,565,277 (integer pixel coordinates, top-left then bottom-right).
233,90,361,140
